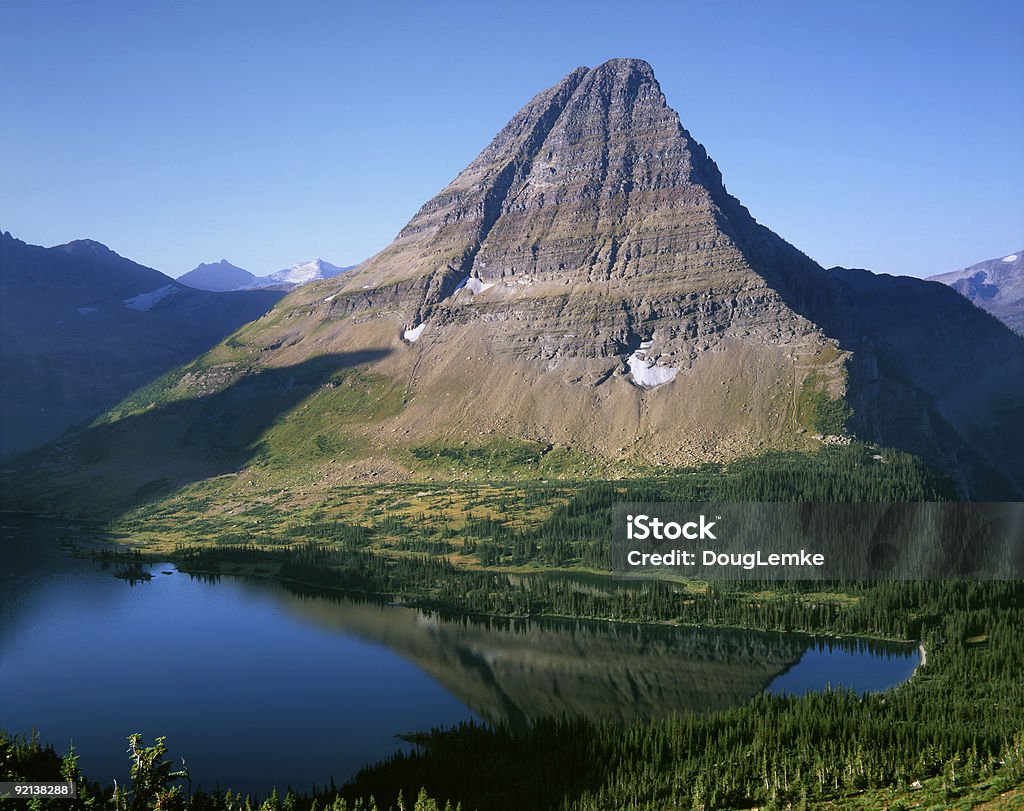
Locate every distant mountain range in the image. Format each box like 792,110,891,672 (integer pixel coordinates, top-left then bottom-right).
928,251,1023,335
0,231,285,455
178,258,353,292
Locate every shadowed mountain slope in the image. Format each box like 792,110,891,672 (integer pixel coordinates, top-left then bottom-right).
0,232,285,455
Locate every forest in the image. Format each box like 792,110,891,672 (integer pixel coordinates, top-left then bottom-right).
4,445,1022,809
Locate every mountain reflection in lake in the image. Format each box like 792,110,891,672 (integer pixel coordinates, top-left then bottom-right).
0,517,918,796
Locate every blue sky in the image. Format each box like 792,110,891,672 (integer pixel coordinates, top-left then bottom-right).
2,0,1022,278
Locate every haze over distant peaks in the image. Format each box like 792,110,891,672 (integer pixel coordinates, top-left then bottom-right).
178,258,354,292
928,251,1023,335
264,258,352,285
178,260,257,292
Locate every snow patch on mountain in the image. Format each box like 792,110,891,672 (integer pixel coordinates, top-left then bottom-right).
454,276,495,295
124,284,181,311
404,323,426,342
264,259,350,285
627,349,676,388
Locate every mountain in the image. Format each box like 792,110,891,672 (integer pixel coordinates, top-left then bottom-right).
927,251,1023,335
6,59,1023,510
0,232,285,455
178,260,257,292
179,258,353,292
254,258,353,287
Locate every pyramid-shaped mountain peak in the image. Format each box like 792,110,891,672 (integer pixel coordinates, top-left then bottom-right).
216,58,851,471
332,58,785,330
34,60,1022,502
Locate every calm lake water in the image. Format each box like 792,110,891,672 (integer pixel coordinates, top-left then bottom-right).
0,516,920,795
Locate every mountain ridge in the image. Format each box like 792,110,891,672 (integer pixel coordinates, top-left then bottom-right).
264,258,352,286
0,231,284,455
927,251,1023,335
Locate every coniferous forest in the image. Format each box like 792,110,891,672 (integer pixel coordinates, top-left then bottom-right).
3,446,1023,809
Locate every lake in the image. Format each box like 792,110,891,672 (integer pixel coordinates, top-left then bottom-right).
0,516,920,796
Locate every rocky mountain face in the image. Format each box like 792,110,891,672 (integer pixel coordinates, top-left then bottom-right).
229,59,849,466
928,251,1023,335
178,259,258,292
7,59,1023,504
0,232,284,455
824,266,1024,498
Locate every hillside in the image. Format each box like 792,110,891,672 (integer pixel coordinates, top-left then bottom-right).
0,232,284,455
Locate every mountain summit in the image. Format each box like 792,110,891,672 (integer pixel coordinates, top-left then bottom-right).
11,59,1023,505
277,56,842,432
340,58,823,339
178,260,257,292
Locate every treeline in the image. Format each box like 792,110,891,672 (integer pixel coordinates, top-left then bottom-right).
271,444,959,572
171,535,1022,644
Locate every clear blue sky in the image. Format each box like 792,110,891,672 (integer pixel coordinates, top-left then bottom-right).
2,0,1022,279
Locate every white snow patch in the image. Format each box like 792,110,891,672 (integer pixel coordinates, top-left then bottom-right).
123,284,180,311
323,294,336,302
453,276,495,295
465,277,494,294
627,351,677,388
404,323,426,342
267,259,349,285
1001,254,1018,262
77,306,98,315
639,340,653,350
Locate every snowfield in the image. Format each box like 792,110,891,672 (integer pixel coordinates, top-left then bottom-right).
404,323,426,342
123,284,181,311
453,276,495,295
627,350,677,388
